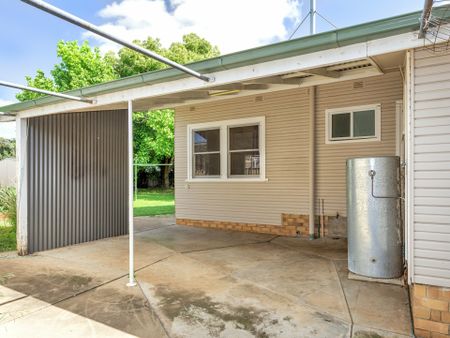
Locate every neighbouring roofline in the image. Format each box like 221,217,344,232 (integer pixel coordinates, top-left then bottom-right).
1,6,449,114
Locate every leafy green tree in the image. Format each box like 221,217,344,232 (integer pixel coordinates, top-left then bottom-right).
17,34,219,188
115,33,219,187
15,70,56,101
133,110,174,187
16,41,117,101
0,138,15,160
115,37,165,78
51,41,117,92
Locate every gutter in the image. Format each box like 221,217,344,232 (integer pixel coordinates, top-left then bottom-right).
3,7,449,115
0,113,16,122
418,0,433,38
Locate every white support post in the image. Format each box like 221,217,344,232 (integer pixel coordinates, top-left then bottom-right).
16,117,28,255
309,86,316,239
127,100,136,287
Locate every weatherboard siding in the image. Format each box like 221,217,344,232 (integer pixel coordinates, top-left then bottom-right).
413,48,450,287
175,88,310,226
175,72,401,226
315,71,402,216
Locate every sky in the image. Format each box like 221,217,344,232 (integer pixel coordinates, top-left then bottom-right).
0,0,425,138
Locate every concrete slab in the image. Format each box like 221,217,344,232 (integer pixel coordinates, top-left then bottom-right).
134,216,175,233
0,285,26,306
0,296,49,324
0,300,136,338
0,256,104,304
0,218,412,337
186,242,351,322
272,237,348,260
37,235,175,278
335,260,412,336
57,277,168,338
137,253,350,338
136,224,276,253
352,325,412,338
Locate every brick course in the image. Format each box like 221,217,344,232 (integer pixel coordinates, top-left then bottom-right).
177,213,313,237
412,284,450,337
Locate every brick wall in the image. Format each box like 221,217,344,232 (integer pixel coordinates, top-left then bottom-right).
177,213,311,237
176,213,346,238
411,284,450,337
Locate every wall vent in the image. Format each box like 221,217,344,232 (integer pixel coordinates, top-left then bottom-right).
189,106,196,111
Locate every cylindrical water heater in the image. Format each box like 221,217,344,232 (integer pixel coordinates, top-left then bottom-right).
346,156,403,279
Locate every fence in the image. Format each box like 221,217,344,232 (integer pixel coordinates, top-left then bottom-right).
0,158,16,187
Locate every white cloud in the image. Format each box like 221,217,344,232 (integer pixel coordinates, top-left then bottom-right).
0,99,16,139
85,0,301,55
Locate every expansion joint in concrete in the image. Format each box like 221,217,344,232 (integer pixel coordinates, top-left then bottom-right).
332,260,354,336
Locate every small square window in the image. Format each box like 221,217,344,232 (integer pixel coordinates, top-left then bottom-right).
331,113,351,138
327,105,380,143
353,110,375,137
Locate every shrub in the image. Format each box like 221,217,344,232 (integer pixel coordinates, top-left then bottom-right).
0,186,16,227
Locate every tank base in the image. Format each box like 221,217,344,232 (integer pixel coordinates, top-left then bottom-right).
348,271,405,286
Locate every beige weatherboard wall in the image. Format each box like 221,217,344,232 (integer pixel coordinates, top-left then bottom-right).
175,71,403,236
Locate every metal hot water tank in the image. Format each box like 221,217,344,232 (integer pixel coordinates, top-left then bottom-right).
346,156,403,279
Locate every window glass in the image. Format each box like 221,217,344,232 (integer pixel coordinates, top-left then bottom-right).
193,129,220,177
194,129,220,152
229,125,259,150
331,113,351,138
353,110,375,137
194,153,220,177
230,151,260,176
229,125,260,176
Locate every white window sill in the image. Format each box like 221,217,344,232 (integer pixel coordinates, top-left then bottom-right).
325,137,380,145
185,177,268,183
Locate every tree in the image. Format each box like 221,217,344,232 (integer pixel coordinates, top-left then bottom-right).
16,40,117,101
133,110,174,187
0,138,15,160
15,70,55,102
17,34,220,188
51,41,117,92
114,33,219,187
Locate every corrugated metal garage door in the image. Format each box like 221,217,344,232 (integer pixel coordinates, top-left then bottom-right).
27,109,128,253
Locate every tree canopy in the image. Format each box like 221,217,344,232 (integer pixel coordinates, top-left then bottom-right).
17,34,220,186
0,138,15,160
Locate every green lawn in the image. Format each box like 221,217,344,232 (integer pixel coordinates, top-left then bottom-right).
0,189,174,252
133,189,175,217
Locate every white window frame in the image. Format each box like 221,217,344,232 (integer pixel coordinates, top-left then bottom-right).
325,104,381,144
187,116,266,182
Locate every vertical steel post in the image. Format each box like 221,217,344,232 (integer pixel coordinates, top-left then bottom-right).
134,164,138,201
16,117,29,255
310,0,316,35
127,101,136,287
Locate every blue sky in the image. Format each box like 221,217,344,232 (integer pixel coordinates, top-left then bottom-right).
0,0,424,138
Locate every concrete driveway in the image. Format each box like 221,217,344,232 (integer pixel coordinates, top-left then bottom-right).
0,216,412,337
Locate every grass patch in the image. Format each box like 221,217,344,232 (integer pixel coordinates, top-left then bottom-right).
0,225,16,252
133,188,174,217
